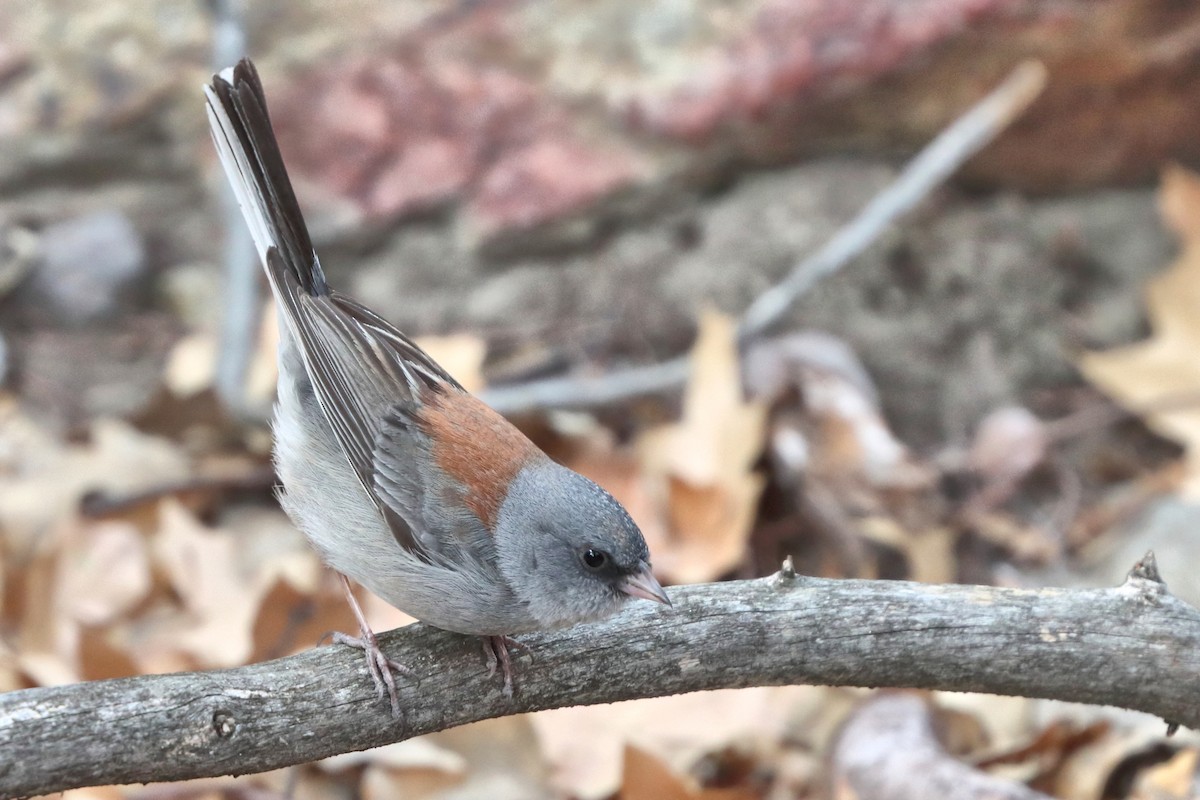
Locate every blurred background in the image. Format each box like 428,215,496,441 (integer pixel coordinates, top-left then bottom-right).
4,0,1200,797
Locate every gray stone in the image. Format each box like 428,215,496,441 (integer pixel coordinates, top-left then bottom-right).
29,210,146,324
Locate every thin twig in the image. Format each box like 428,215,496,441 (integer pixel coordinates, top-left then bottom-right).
208,0,264,421
1043,389,1200,442
738,61,1046,340
2,559,1198,796
483,356,690,415
481,61,1048,415
79,466,275,518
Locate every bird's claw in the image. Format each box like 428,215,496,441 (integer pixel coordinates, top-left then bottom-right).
482,635,527,699
332,627,414,719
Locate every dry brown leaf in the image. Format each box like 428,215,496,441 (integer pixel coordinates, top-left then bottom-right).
619,748,758,800
0,408,188,553
249,577,353,663
621,744,695,800
110,604,195,676
59,521,150,626
191,505,325,664
415,334,487,394
657,476,762,583
17,545,78,686
1161,163,1200,241
671,310,764,486
802,371,917,486
78,625,140,682
355,718,551,800
12,519,151,687
164,333,217,397
321,736,467,774
362,764,464,800
152,500,275,667
531,686,819,799
220,507,359,662
858,517,956,584
745,332,923,487
221,506,321,595
167,301,279,406
1132,748,1199,799
904,527,957,585
0,622,16,693
969,513,1060,563
60,787,128,800
1079,165,1200,499
1052,723,1180,800
249,552,415,663
620,745,758,800
637,311,767,583
932,693,1041,757
973,718,1111,790
255,767,350,800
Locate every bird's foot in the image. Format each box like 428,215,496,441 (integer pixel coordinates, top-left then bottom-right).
331,574,414,720
332,627,414,719
481,635,531,699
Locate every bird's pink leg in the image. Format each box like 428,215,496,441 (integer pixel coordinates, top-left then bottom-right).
481,635,532,699
331,574,413,719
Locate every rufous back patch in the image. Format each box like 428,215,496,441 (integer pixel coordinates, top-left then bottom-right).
418,389,543,531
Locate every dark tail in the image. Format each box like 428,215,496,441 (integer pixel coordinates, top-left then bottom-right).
204,58,328,298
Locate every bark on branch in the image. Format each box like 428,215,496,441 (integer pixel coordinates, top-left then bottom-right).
2,558,1197,797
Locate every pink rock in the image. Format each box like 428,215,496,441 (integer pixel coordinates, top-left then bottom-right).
367,137,473,217
316,72,391,146
468,138,645,236
270,38,654,241
625,0,1018,143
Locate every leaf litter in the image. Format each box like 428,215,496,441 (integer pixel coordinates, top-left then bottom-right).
11,173,1200,796
1080,165,1200,500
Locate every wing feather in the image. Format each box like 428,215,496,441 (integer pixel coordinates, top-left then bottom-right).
206,60,484,563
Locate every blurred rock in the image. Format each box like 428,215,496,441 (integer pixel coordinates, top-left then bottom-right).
3,0,1197,256
542,0,1200,192
215,0,1200,254
26,210,146,325
465,137,650,250
269,51,653,250
0,0,1188,444
4,0,1200,265
11,314,176,430
266,0,1200,213
969,406,1048,485
0,1,207,188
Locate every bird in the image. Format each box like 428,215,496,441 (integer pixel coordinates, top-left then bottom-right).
203,59,670,717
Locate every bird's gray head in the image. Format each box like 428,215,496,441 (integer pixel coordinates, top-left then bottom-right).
493,459,669,629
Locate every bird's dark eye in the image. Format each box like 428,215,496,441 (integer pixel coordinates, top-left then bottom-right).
582,549,608,570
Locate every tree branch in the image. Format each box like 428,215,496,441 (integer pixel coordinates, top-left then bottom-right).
2,555,1197,797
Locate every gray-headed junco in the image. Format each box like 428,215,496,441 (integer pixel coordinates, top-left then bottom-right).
204,59,669,716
